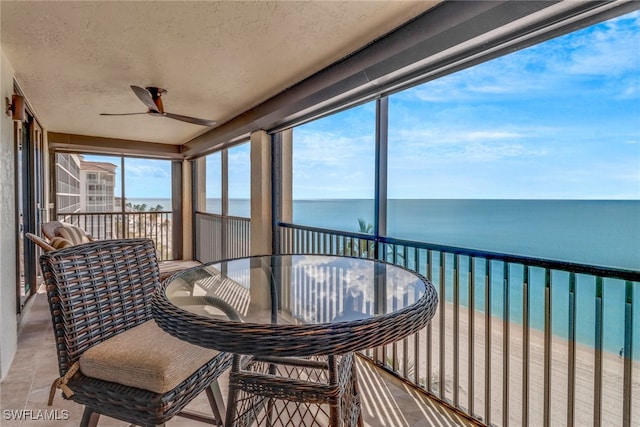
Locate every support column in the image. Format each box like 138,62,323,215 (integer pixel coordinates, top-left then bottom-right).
280,129,293,224
271,128,292,256
181,159,193,260
193,157,206,212
250,130,272,256
171,160,184,260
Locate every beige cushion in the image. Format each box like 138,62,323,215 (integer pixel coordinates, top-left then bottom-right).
79,320,220,394
49,236,73,249
55,225,90,245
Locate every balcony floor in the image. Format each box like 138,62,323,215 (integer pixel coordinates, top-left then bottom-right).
1,287,476,427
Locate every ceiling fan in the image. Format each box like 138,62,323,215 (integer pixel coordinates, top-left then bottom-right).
100,85,217,127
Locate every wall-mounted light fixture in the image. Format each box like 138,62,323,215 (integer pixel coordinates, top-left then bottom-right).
5,94,25,121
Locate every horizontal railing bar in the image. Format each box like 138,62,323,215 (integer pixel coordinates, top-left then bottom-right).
277,222,640,281
278,222,376,242
59,210,171,216
195,211,250,221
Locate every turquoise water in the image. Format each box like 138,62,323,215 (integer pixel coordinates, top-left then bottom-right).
292,199,639,271
130,198,640,358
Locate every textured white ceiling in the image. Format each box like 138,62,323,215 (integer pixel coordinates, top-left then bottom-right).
1,1,438,145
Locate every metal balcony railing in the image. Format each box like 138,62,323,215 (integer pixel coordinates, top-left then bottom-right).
159,211,640,425
277,222,639,427
194,212,251,263
56,211,173,261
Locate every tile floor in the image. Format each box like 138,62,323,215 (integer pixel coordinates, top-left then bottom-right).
0,288,476,427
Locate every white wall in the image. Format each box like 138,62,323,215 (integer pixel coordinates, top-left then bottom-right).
0,48,17,380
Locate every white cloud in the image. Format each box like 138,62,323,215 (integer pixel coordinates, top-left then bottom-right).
463,130,522,141
293,129,374,168
459,142,545,161
292,128,375,198
399,12,639,105
124,162,170,179
563,13,640,77
388,125,548,163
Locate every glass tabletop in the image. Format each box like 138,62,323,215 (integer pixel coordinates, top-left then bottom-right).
154,254,438,356
164,254,429,326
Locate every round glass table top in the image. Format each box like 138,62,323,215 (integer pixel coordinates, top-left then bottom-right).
153,254,438,356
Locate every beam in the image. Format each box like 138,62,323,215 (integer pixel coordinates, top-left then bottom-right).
48,132,182,159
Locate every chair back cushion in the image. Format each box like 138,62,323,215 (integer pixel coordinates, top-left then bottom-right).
40,239,160,376
41,220,64,240
79,320,221,394
49,236,73,249
55,224,91,245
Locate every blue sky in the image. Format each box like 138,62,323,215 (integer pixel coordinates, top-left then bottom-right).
293,11,640,200
81,155,173,199
91,11,639,201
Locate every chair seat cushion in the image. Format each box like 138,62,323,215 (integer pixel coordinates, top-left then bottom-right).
55,224,91,245
79,320,220,394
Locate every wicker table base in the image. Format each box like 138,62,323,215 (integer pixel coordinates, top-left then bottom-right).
226,353,362,427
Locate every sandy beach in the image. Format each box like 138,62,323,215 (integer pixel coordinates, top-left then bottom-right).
377,301,640,427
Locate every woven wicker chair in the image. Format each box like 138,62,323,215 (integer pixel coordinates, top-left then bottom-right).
41,221,197,281
40,238,233,427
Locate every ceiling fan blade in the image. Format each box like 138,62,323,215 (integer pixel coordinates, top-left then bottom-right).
130,86,159,112
163,112,217,127
100,112,149,116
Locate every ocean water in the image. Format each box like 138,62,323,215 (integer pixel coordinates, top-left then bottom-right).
129,197,640,358
292,199,640,271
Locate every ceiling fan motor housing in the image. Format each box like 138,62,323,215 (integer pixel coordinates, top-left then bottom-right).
146,87,166,113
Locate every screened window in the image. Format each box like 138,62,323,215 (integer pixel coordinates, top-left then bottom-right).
386,12,640,269
228,143,250,217
292,102,376,233
204,151,222,214
54,154,173,247
123,157,172,212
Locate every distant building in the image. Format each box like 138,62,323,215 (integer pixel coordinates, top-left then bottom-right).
55,154,118,238
79,159,116,212
55,153,81,214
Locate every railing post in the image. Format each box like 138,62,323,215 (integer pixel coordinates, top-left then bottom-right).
593,276,604,427
622,280,633,427
522,265,530,427
484,259,492,425
468,257,475,418
567,273,577,427
503,262,510,427
543,268,552,427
